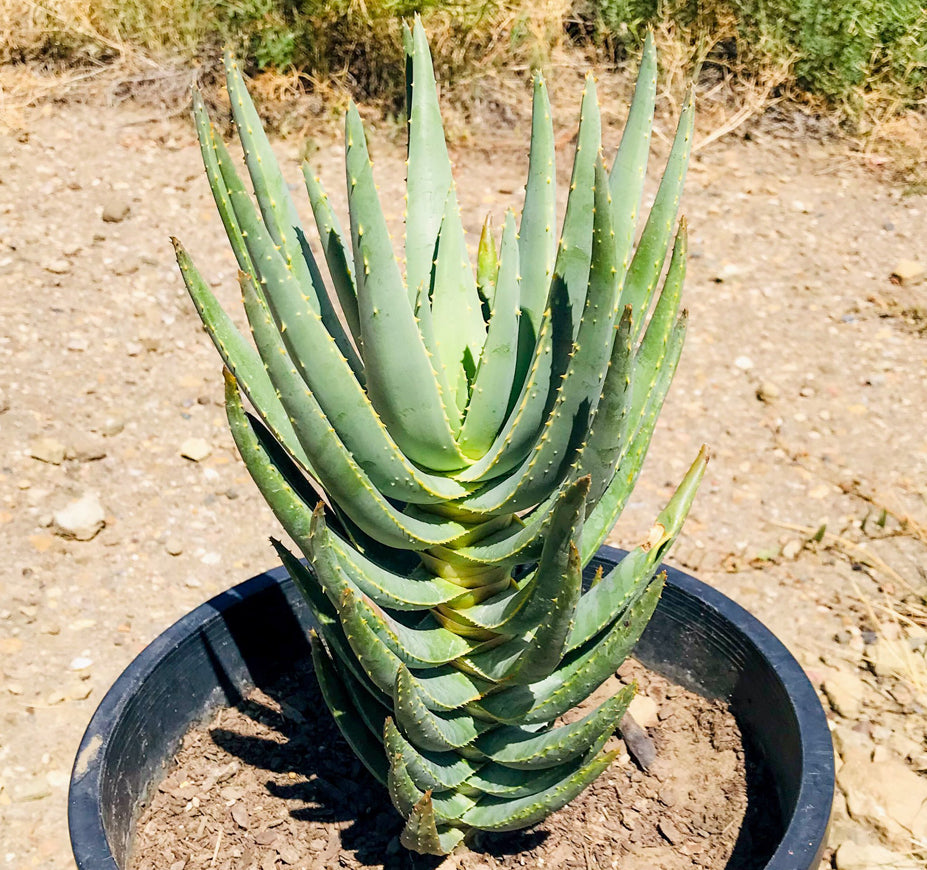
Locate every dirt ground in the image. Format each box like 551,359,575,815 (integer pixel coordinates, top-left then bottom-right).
1,80,926,870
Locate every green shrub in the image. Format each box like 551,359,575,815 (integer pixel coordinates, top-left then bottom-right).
585,0,927,110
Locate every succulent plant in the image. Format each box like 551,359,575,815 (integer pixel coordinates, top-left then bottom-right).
174,19,707,856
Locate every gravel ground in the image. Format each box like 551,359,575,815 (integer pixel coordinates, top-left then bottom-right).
1,90,926,870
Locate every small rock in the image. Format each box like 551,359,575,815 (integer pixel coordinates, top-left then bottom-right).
165,538,184,556
45,770,70,789
53,492,105,541
68,682,93,701
627,694,658,728
658,818,684,845
890,260,925,285
69,656,93,670
67,336,88,352
781,539,803,560
835,841,921,870
43,258,71,275
822,671,865,719
255,830,278,846
756,381,780,402
180,438,212,462
734,355,754,371
98,417,126,437
230,802,250,829
101,195,131,223
67,434,107,462
29,437,66,465
275,842,300,865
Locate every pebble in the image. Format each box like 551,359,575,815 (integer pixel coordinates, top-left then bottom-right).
101,194,131,223
822,671,865,719
657,818,683,845
165,538,184,556
756,381,780,402
890,259,925,285
781,539,803,560
69,656,93,670
180,438,212,462
733,355,753,371
627,694,658,728
43,258,71,275
835,841,922,870
29,437,66,465
53,492,106,541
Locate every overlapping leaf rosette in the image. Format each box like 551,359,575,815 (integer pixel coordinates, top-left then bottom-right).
174,21,707,855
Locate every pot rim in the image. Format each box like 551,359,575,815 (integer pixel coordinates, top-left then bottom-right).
69,548,833,869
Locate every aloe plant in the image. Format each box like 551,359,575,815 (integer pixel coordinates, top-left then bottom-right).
175,19,707,856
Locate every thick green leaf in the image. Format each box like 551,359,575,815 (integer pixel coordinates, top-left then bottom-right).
555,76,603,335
517,73,556,348
476,575,665,725
476,214,498,315
582,312,687,562
457,210,521,459
451,155,620,516
275,539,389,708
619,91,693,340
239,272,473,548
302,165,361,344
383,717,480,792
310,633,388,785
393,665,490,751
430,188,487,416
174,240,315,478
610,31,657,276
345,104,468,471
570,445,707,650
228,184,468,505
388,749,476,822
460,748,619,832
399,791,466,856
404,17,452,307
474,682,634,769
191,91,254,278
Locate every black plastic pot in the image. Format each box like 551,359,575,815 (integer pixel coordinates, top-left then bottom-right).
69,547,833,869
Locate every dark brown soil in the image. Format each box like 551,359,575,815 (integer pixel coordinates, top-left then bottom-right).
129,661,779,870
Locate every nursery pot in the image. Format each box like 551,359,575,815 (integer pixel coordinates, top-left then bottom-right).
69,547,834,869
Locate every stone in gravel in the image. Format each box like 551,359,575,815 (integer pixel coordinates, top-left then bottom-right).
837,755,927,847
823,671,865,718
43,258,71,274
658,818,683,845
628,694,659,728
835,841,922,870
165,538,183,556
230,802,250,829
54,492,105,540
275,842,300,865
67,434,107,462
781,539,803,560
98,417,126,437
734,355,754,371
101,194,131,223
756,381,780,402
180,437,211,462
29,437,66,465
891,260,925,285
70,656,93,670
